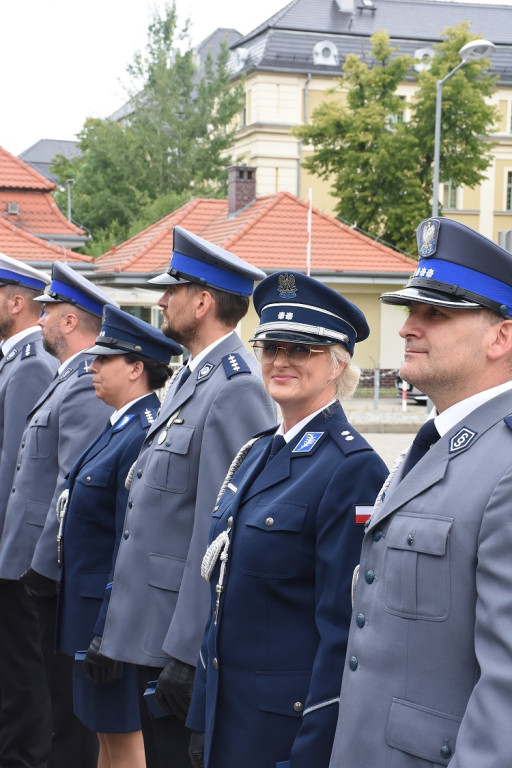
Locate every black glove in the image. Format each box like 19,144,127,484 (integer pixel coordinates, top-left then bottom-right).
83,635,119,684
189,731,205,768
20,567,58,598
155,657,195,720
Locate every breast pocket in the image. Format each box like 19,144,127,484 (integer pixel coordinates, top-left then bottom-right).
26,409,52,459
75,466,112,520
239,501,308,579
144,425,194,493
383,513,453,620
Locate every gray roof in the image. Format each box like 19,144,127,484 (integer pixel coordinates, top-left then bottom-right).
229,0,512,83
18,139,80,184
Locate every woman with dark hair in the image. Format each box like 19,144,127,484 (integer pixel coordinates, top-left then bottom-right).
185,271,388,768
55,306,182,768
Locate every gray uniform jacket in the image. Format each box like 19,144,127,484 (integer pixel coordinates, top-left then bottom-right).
0,353,112,582
100,332,276,668
0,331,57,538
329,389,512,768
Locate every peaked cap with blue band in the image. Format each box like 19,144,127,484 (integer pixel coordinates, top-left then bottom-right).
380,217,512,317
33,262,118,317
250,271,369,356
148,225,266,296
0,252,50,292
85,305,183,362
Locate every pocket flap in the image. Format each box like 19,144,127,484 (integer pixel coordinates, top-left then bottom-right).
154,424,194,455
256,671,310,717
32,409,50,427
247,501,308,533
386,514,453,555
147,553,185,591
386,697,461,765
77,466,111,488
79,571,109,598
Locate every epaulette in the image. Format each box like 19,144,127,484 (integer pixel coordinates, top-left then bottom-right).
20,342,37,360
504,415,512,432
113,414,135,432
141,407,158,428
222,352,251,379
327,420,373,455
78,359,95,376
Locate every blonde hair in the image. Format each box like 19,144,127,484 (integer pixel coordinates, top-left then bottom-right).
329,344,360,401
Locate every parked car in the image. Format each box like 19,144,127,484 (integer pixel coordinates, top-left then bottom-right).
395,374,427,405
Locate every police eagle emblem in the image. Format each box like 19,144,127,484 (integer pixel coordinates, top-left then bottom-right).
418,220,439,257
277,273,297,298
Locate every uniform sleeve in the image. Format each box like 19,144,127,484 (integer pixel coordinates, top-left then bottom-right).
31,378,113,581
449,464,512,768
161,373,276,664
289,450,387,768
0,359,55,535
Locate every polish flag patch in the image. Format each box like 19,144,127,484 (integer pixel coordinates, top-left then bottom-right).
354,506,373,525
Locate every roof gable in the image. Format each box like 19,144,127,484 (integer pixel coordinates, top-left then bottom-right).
0,145,55,191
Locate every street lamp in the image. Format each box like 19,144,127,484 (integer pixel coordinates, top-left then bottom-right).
432,39,496,217
65,179,75,222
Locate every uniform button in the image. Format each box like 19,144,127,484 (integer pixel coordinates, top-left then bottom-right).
349,656,358,671
147,440,153,447
356,613,366,628
34,417,38,423
293,702,303,712
212,658,218,669
227,516,233,525
128,499,133,508
137,469,143,478
372,529,383,542
21,441,25,448
265,517,274,527
11,487,15,493
407,530,416,546
16,464,20,471
440,743,452,759
165,441,172,447
365,570,376,584
123,530,130,539
86,476,92,483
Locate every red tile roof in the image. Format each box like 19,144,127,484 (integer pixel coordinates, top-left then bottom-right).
96,192,417,276
0,146,86,237
0,217,92,263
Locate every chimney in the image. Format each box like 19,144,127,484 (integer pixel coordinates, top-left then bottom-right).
228,165,256,215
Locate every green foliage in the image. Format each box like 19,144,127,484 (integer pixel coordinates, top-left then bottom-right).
52,2,244,253
295,25,498,254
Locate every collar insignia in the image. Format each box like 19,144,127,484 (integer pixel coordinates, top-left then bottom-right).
278,273,297,298
449,426,477,454
292,431,324,453
198,362,214,380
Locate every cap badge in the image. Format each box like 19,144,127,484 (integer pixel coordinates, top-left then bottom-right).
278,273,297,299
418,220,439,258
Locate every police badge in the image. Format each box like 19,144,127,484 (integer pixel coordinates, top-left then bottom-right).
417,219,440,258
277,273,297,299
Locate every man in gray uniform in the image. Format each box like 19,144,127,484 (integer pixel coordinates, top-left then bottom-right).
0,253,58,768
0,262,117,768
99,227,276,768
329,218,512,768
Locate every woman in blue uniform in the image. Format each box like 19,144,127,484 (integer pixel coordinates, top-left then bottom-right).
185,271,388,768
55,306,182,768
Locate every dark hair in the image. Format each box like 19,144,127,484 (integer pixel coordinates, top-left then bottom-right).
124,352,172,390
186,283,250,327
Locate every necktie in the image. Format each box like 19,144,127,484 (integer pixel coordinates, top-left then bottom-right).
403,419,440,476
175,365,191,391
265,434,286,465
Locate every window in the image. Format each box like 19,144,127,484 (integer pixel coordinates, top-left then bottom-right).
443,181,459,210
507,171,512,211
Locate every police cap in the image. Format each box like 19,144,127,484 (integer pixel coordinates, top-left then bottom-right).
148,226,266,296
0,252,50,292
380,217,512,317
34,262,118,317
250,271,369,356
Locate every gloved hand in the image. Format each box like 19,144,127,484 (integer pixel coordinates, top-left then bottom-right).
20,568,58,598
189,731,205,768
155,657,195,720
83,635,119,684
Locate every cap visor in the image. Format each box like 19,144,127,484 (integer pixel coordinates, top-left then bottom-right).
147,273,191,286
84,344,126,356
33,294,60,304
379,286,481,309
249,330,336,345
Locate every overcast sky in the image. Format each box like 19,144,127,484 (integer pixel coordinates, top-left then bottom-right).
1,0,510,157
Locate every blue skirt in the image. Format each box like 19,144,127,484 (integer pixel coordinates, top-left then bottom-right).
73,660,141,733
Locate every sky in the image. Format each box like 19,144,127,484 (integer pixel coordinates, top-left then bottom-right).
1,0,510,158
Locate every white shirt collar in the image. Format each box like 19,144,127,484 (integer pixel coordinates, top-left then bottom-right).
187,332,234,372
58,350,83,375
434,381,512,436
1,326,40,357
277,399,337,443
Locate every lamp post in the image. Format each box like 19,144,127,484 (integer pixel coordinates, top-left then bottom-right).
65,179,75,222
432,39,495,217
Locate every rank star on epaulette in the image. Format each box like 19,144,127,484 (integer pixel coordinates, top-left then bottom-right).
222,353,251,379
78,360,94,376
144,408,156,425
21,343,36,359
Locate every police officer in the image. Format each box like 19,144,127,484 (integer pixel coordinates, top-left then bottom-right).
186,271,388,768
98,227,277,768
329,218,512,768
0,253,58,768
0,262,118,768
56,306,182,768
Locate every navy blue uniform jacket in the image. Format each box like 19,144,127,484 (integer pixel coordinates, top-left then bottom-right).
56,393,160,654
187,403,388,768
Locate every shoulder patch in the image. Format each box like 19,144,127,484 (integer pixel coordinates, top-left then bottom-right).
21,342,37,360
78,359,94,376
222,353,251,379
113,414,135,432
196,361,216,383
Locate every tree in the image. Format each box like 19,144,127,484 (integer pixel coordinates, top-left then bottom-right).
295,25,498,254
52,2,245,254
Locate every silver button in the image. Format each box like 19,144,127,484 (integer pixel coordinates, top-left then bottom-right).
212,658,218,669
293,701,303,712
265,517,274,527
86,476,91,483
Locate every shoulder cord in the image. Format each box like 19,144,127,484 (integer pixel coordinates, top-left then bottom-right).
56,489,69,566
